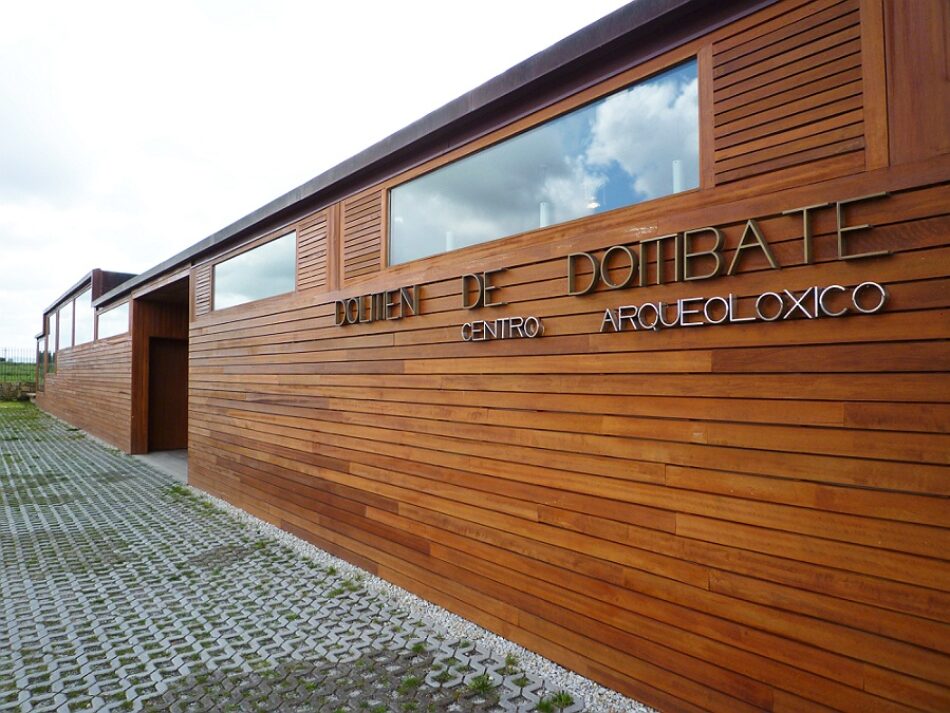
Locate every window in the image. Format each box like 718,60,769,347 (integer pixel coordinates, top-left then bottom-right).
46,313,57,374
35,337,45,391
97,302,129,339
389,59,699,265
213,231,296,310
74,288,94,346
59,301,73,350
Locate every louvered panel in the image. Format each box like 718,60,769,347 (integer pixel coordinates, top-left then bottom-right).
193,264,212,317
342,190,383,281
712,0,865,184
296,210,329,291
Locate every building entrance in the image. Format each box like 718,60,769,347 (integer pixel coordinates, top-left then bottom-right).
147,337,188,451
130,275,189,454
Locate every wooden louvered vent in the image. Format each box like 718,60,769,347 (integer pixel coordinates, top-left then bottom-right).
193,263,212,317
712,0,865,184
296,210,329,291
342,190,383,282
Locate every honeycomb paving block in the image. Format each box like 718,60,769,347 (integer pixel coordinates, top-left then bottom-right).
0,404,587,712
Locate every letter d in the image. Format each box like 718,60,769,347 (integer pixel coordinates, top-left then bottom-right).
567,252,599,296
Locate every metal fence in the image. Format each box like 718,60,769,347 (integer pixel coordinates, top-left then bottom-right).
0,347,37,384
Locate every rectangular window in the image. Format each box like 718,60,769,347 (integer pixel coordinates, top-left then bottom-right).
97,302,130,339
46,313,57,373
74,288,94,346
389,59,699,265
59,301,73,350
213,231,296,310
35,337,45,392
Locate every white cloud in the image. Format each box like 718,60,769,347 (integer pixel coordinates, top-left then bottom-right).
388,62,699,264
586,70,699,199
0,0,630,349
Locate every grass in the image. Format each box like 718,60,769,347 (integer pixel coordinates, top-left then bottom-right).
398,675,422,695
0,361,36,384
501,652,520,675
536,691,575,712
467,674,494,695
0,400,36,411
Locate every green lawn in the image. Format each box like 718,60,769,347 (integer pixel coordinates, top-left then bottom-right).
0,362,37,383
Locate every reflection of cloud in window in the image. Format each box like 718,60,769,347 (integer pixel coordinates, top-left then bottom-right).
586,73,698,200
214,233,295,309
542,155,606,224
389,60,699,264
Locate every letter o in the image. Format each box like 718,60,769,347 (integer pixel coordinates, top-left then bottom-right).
524,316,543,338
703,296,729,325
852,281,887,314
601,245,637,289
755,292,784,321
345,297,359,324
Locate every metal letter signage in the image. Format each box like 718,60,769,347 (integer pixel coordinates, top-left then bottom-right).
599,282,888,332
461,316,544,341
335,285,420,326
567,193,891,295
333,194,893,342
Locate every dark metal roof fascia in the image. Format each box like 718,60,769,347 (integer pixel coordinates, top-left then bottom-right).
95,0,759,308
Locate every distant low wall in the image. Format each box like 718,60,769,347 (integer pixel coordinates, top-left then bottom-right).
0,382,34,401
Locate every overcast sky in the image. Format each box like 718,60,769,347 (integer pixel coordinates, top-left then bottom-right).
0,0,630,352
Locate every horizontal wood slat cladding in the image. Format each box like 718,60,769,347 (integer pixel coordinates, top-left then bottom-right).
189,159,950,711
884,0,950,165
36,337,132,452
297,210,329,291
712,0,866,184
192,263,212,317
154,2,950,710
342,189,383,282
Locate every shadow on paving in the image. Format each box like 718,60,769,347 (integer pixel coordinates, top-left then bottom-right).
0,403,583,713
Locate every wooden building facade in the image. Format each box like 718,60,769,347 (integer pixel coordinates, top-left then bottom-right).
36,0,950,710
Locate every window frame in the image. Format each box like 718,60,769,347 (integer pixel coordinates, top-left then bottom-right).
35,336,45,392
73,286,94,347
95,300,131,341
209,228,299,312
58,300,74,352
45,311,57,374
382,43,705,268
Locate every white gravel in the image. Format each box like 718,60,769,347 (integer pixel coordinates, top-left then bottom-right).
191,485,656,713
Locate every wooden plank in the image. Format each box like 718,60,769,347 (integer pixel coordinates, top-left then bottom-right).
885,0,950,165
714,4,860,79
714,0,856,63
860,0,889,169
716,135,864,183
715,84,863,146
36,336,133,452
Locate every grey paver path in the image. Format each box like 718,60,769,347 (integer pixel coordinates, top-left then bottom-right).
0,403,583,713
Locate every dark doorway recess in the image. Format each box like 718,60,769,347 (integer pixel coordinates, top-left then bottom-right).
148,337,188,451
130,274,190,454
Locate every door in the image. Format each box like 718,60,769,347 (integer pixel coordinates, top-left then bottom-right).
148,337,188,451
